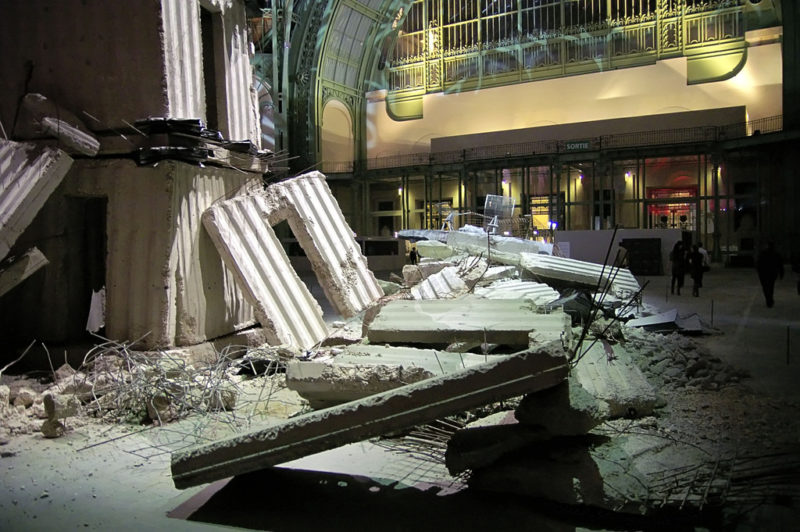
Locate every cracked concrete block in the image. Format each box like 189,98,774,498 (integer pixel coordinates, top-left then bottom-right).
474,279,561,306
410,266,468,299
416,240,454,259
571,342,659,418
0,140,73,260
519,252,641,299
367,296,569,346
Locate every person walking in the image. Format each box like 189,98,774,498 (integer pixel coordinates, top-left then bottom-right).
669,241,687,295
688,243,704,297
756,241,784,307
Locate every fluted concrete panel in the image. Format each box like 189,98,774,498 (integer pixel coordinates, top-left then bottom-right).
68,160,256,349
0,140,72,260
162,0,203,120
264,172,384,317
410,266,467,300
520,253,640,299
474,280,561,306
203,195,329,349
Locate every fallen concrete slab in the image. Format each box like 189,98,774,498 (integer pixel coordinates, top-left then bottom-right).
0,140,73,260
202,194,329,349
519,252,641,299
0,247,49,298
15,93,100,156
446,229,552,265
286,345,493,407
410,266,467,299
571,341,659,418
367,296,570,346
473,279,560,306
415,240,454,259
402,262,450,285
625,309,679,332
171,343,569,488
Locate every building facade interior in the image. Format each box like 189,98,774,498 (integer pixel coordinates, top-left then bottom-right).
250,0,798,266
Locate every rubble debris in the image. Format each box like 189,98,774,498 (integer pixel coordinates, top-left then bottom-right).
520,252,640,299
0,247,49,298
402,261,449,286
477,265,518,283
514,379,609,434
474,279,560,306
286,345,492,407
376,279,403,296
171,343,570,489
0,139,73,260
545,291,595,326
16,93,99,156
367,296,570,347
410,266,467,299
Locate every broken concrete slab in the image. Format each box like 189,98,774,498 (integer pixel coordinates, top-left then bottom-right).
625,309,679,332
397,229,449,243
410,266,468,299
0,140,73,260
286,345,493,407
402,262,449,285
446,229,552,265
478,265,518,283
0,247,49,298
15,93,100,156
202,194,329,349
367,296,569,346
261,173,383,317
519,252,641,299
473,279,560,306
171,344,570,488
415,240,454,259
571,341,659,418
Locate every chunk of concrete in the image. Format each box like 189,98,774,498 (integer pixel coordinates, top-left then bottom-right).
367,296,569,346
15,93,100,156
0,140,73,260
402,262,449,285
286,345,493,407
416,240,454,259
519,252,641,299
171,343,570,489
446,229,552,264
410,266,468,299
473,279,560,306
514,379,610,434
0,247,49,298
571,341,659,418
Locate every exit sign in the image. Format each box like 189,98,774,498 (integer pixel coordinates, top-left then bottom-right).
564,140,591,151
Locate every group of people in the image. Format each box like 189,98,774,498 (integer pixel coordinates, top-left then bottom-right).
669,240,709,297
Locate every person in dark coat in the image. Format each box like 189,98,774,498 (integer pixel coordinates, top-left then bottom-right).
688,243,704,297
756,241,784,307
669,241,686,295
409,246,419,265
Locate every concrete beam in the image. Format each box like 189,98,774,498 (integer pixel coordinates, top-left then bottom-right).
0,247,49,298
0,140,73,260
367,296,569,346
171,344,569,488
474,279,561,306
520,252,641,299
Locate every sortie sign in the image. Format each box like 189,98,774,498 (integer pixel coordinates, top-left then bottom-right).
564,140,591,151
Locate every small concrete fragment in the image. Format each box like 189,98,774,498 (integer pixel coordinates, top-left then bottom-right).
171,344,570,489
571,341,659,418
367,296,569,346
514,379,610,434
0,247,49,298
12,387,37,408
43,393,80,420
415,240,454,259
40,419,66,439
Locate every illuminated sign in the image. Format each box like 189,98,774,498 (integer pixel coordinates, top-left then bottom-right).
564,140,591,151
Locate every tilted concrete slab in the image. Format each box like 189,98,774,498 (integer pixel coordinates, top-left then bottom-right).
519,252,641,299
415,240,454,259
474,279,561,306
0,247,49,298
410,266,468,299
286,345,493,407
446,229,552,265
171,344,570,488
202,194,329,349
367,296,569,346
402,262,449,285
261,172,383,317
571,341,659,418
0,140,73,260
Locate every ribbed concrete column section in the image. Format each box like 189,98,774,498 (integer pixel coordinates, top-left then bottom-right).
0,140,72,260
203,195,328,349
264,172,384,317
520,253,641,298
474,280,561,306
